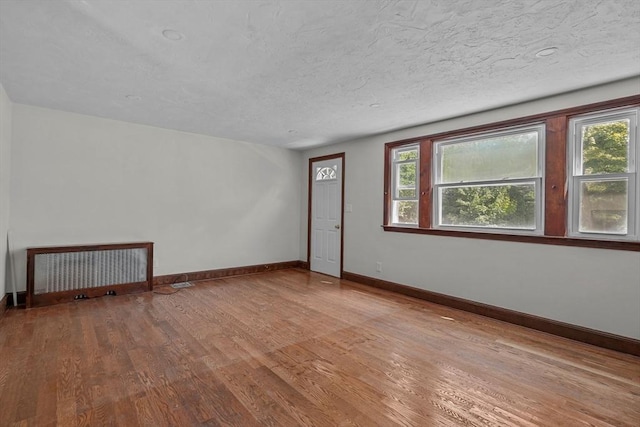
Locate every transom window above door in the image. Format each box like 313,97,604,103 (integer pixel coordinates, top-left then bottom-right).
316,166,337,181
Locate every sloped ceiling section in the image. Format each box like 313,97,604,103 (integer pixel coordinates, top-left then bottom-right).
0,0,639,149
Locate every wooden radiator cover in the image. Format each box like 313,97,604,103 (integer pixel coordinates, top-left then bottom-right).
26,242,154,308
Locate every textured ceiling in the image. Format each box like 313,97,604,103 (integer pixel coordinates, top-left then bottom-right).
1,0,639,149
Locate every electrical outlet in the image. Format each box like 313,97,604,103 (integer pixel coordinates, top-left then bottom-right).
375,261,382,272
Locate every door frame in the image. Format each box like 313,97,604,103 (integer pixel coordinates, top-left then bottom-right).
307,153,345,278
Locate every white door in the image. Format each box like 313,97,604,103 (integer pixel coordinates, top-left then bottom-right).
310,157,343,277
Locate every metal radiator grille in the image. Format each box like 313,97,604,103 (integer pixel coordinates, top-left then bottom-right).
33,248,148,295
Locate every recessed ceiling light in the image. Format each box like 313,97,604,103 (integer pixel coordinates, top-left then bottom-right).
369,103,381,108
125,94,141,101
162,29,184,41
535,47,559,58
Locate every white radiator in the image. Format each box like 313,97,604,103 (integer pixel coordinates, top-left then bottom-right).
33,249,147,294
26,242,153,307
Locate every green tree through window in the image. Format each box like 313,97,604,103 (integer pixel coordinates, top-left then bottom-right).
576,119,631,233
397,153,417,222
437,128,541,229
582,120,629,193
441,184,535,228
393,147,418,223
437,122,627,229
385,100,640,246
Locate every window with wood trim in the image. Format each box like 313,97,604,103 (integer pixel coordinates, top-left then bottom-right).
568,107,639,240
383,96,640,251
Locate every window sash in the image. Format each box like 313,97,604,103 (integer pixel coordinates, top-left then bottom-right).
571,175,634,237
393,147,419,161
435,124,544,185
390,145,419,225
391,200,419,225
572,110,637,176
433,178,543,233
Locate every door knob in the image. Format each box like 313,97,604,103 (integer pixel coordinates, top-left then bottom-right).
334,224,341,229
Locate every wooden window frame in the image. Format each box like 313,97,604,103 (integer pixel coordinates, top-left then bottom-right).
383,95,640,252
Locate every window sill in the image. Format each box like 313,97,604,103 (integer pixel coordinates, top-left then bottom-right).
382,225,640,252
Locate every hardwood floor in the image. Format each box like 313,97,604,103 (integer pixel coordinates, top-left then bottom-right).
0,268,638,426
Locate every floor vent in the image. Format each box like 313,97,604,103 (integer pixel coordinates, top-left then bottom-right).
171,281,194,289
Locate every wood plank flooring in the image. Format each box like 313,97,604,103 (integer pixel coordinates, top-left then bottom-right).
0,268,638,426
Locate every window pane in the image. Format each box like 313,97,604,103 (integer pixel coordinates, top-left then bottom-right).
395,148,418,161
396,162,416,190
316,166,337,181
581,120,629,175
579,180,628,234
440,183,536,228
440,131,538,183
392,200,418,224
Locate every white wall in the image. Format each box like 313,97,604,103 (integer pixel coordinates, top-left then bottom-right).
301,77,640,339
0,84,12,299
10,104,302,291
